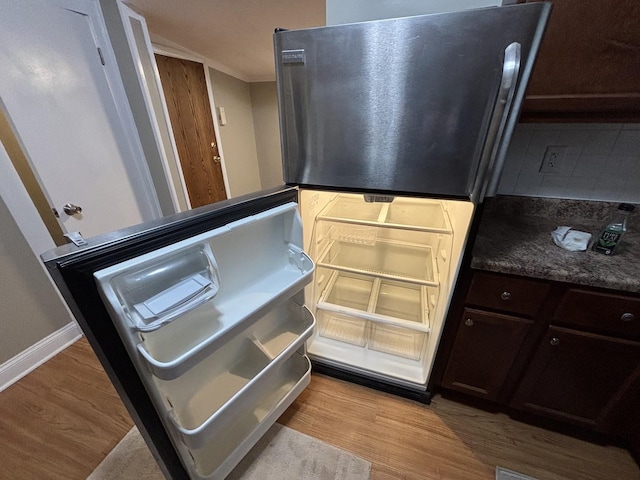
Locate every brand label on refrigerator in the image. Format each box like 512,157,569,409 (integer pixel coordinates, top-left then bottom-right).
282,49,305,65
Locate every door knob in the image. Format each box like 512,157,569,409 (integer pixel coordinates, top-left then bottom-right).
63,203,83,215
213,155,221,164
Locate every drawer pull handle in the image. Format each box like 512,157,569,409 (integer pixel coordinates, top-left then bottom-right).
464,318,474,327
550,337,560,346
501,291,511,301
621,313,635,322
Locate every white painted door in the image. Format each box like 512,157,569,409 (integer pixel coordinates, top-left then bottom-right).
0,0,161,240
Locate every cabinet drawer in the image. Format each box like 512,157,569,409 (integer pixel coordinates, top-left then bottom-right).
466,272,550,317
554,289,640,339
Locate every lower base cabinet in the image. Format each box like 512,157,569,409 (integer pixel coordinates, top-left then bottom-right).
441,308,532,402
438,270,640,445
510,326,640,432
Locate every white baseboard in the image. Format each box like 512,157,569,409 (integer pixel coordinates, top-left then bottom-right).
0,322,83,392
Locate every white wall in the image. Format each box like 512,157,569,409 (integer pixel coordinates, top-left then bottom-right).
250,82,284,189
0,143,74,365
497,123,640,203
326,0,502,25
209,68,262,197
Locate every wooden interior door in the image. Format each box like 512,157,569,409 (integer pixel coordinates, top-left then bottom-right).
155,55,227,208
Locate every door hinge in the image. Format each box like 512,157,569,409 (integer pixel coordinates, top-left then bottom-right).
64,231,87,247
97,47,105,65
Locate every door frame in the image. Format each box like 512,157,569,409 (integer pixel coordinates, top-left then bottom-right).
73,0,163,221
116,3,192,212
150,43,232,201
0,0,162,241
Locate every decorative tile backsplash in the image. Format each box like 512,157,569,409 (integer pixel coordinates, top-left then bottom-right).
498,123,640,203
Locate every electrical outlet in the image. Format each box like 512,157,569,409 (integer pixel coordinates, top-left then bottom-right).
539,146,567,174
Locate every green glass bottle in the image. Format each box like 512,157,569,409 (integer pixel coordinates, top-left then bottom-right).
592,203,635,255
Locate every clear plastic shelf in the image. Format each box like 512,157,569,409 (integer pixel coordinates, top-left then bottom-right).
316,239,438,286
318,195,452,234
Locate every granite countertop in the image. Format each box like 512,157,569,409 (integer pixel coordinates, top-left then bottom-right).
471,196,640,293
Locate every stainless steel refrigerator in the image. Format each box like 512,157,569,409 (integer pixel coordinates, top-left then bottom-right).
43,4,550,479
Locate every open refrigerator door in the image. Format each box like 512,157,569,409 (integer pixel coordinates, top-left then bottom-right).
92,201,315,479
300,191,474,393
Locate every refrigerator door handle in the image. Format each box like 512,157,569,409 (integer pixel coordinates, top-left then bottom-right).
470,42,521,204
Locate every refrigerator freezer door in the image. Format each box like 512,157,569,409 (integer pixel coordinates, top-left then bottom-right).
275,3,550,198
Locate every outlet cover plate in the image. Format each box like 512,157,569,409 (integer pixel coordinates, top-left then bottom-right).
539,146,568,174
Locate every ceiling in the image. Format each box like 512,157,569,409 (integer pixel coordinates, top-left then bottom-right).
125,0,326,82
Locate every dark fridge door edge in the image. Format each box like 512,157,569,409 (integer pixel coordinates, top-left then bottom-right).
274,3,551,202
41,186,299,480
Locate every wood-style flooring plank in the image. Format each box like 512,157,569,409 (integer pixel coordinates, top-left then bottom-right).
0,339,133,480
279,374,640,480
1,338,639,480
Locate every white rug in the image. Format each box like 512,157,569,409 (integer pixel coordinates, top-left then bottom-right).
88,423,371,480
496,466,539,480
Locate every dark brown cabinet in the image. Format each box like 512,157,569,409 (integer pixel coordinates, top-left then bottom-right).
510,326,640,432
442,308,533,401
437,270,640,443
520,0,640,122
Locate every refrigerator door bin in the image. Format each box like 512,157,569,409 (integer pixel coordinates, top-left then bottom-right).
160,307,314,449
104,244,220,332
135,264,313,380
96,203,314,380
185,352,311,479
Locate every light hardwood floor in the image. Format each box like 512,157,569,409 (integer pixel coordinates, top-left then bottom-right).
1,338,638,480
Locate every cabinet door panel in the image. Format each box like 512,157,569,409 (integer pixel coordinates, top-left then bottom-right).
511,326,640,431
521,0,640,120
442,309,533,401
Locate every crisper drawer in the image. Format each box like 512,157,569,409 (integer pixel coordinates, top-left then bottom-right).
154,305,314,449
554,289,640,339
316,309,428,361
316,270,432,361
466,271,550,317
186,352,311,479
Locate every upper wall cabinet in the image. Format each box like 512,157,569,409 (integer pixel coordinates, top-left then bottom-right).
519,0,640,122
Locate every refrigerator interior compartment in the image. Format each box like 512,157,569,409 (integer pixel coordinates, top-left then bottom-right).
135,260,312,380
161,316,313,450
323,271,374,312
318,194,383,222
316,309,368,347
373,280,429,324
368,323,428,361
317,194,452,234
103,244,220,332
326,223,379,246
316,239,438,286
385,198,452,233
185,353,311,479
317,270,433,329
